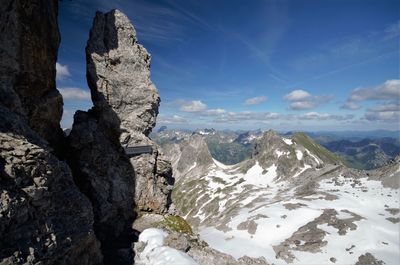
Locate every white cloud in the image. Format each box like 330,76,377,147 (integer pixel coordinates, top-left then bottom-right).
298,112,354,121
214,111,280,123
244,96,267,105
364,100,400,122
56,63,70,80
158,115,188,124
368,101,400,112
289,101,315,110
341,101,361,110
349,79,400,101
213,110,353,123
178,100,225,116
284,89,311,101
365,111,399,121
59,87,91,101
284,89,332,110
343,80,400,112
204,108,226,115
180,100,207,112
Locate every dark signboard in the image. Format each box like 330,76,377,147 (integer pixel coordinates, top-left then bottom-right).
124,145,153,157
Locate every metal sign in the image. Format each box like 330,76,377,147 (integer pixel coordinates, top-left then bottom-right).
124,145,153,157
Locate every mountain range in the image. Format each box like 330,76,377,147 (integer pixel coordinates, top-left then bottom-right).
152,128,400,170
161,129,400,264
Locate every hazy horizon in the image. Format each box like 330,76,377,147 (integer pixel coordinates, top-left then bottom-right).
57,0,399,131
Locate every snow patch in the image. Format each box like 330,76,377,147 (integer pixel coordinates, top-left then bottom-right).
245,162,277,186
187,162,197,172
295,150,303,160
139,228,198,265
305,149,321,165
275,150,289,158
283,138,293,145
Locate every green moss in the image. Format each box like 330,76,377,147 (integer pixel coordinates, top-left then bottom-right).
156,215,193,234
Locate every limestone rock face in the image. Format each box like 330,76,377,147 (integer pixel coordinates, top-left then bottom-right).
0,0,64,149
166,134,214,180
0,109,102,264
0,1,103,264
67,110,136,246
86,10,159,140
73,9,173,216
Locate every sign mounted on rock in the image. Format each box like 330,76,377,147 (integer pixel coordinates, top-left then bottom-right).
124,145,153,157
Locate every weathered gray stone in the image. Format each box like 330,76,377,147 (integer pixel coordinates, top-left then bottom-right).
0,0,64,150
0,1,104,264
86,10,159,139
355,253,384,265
0,107,102,265
67,111,136,246
73,9,174,216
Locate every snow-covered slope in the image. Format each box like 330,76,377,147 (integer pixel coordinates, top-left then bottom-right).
171,131,400,264
136,228,198,265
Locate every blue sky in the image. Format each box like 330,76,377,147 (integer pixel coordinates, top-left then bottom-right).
57,0,399,131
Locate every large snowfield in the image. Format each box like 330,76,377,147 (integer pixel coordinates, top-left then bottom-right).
196,161,400,264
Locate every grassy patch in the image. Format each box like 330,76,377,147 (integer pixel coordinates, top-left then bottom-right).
156,215,193,234
293,132,344,164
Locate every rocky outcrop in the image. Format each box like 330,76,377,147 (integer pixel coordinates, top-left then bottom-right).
0,2,102,264
67,9,173,262
85,9,173,214
86,10,159,140
0,108,102,264
67,111,136,248
166,134,214,180
0,0,64,150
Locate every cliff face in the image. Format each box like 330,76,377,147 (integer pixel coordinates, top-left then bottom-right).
67,9,174,262
81,9,173,214
0,1,102,264
0,0,64,150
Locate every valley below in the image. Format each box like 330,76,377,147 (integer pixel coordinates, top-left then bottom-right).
156,129,400,264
